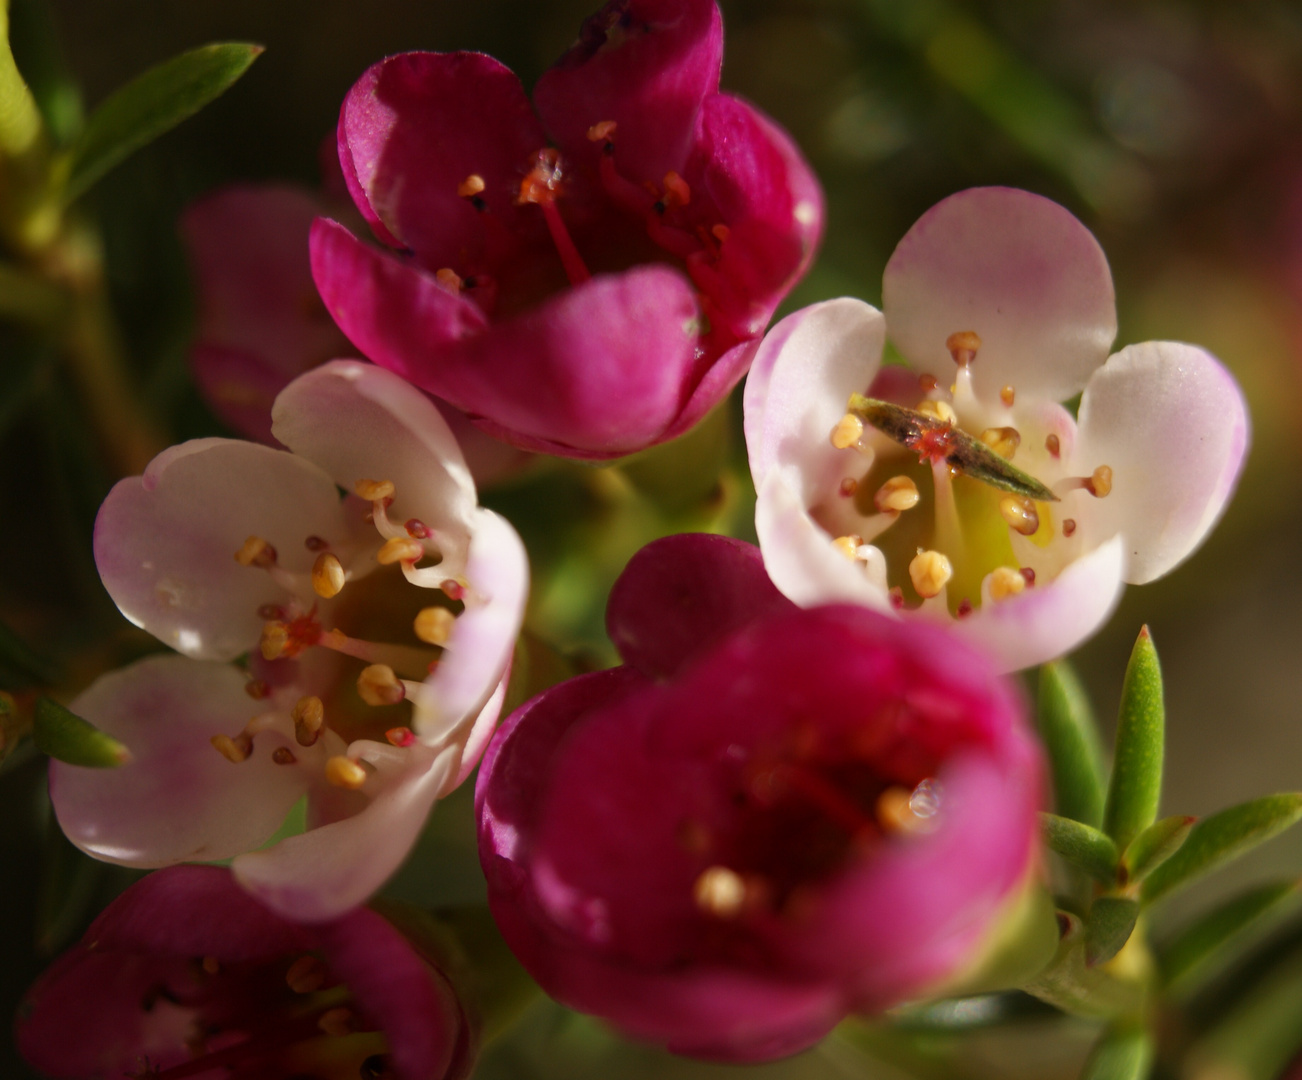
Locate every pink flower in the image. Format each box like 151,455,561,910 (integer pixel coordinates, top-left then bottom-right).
477,533,1042,1061
16,865,475,1080
51,361,528,921
311,0,823,459
745,187,1250,671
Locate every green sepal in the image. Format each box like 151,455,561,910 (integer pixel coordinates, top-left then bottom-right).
1023,912,1147,1020
1159,880,1302,992
32,696,128,767
60,42,263,203
1143,794,1302,905
1120,814,1195,885
1086,897,1141,968
0,617,58,688
8,0,83,146
1103,627,1164,852
1037,660,1108,828
1041,812,1118,884
1079,1023,1155,1080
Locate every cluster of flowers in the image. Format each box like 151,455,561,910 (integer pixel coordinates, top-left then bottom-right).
19,0,1249,1076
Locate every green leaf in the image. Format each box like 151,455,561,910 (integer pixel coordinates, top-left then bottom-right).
32,697,128,767
1037,660,1108,827
1121,814,1196,885
1079,1023,1154,1080
1086,897,1141,968
0,617,58,688
1103,626,1164,852
1187,950,1302,1080
1160,880,1302,992
8,0,83,146
61,42,262,203
1144,794,1302,905
1023,912,1146,1019
1042,812,1118,884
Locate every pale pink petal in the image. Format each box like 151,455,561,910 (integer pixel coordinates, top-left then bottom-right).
744,297,885,492
50,656,307,866
94,440,352,661
882,187,1117,403
948,536,1126,672
1073,342,1250,585
755,470,892,610
232,744,456,922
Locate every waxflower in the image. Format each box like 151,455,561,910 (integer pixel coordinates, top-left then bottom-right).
51,360,528,921
478,533,1042,1061
16,865,475,1080
744,187,1250,672
311,0,823,459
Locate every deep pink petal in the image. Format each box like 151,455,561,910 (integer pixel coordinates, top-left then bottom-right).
607,533,793,680
50,656,308,866
190,343,291,445
882,187,1117,402
534,0,722,185
340,51,546,258
1073,342,1250,585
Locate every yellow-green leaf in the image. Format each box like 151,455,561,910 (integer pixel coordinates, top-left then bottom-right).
32,696,128,767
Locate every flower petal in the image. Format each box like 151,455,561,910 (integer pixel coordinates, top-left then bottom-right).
607,533,793,680
1074,342,1250,585
882,187,1117,402
949,535,1127,672
339,51,546,257
94,439,352,660
232,744,456,922
190,344,291,446
534,0,722,185
50,656,308,866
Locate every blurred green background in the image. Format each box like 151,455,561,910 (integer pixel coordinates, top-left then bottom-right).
5,0,1302,1076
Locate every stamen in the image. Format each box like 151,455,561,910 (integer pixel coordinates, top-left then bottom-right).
457,174,486,199
304,535,329,551
987,566,1026,602
316,629,435,675
1045,434,1061,458
325,756,368,790
917,399,957,426
830,413,865,450
318,1007,358,1037
1020,567,1036,586
435,268,463,294
211,732,252,763
234,536,277,568
662,171,691,208
1062,518,1077,537
245,678,269,700
358,664,406,706
519,148,592,285
355,478,395,502
909,550,952,599
712,223,730,243
839,477,859,497
414,606,455,646
919,373,939,392
257,602,285,621
1000,385,1015,407
260,621,289,660
440,579,466,601
377,536,424,565
404,518,430,539
386,726,417,748
998,495,1040,536
286,955,327,994
201,955,220,975
889,586,905,609
832,535,863,560
1053,465,1113,499
876,784,939,835
693,865,746,918
946,330,981,367
311,552,346,599
956,597,973,618
586,120,617,144
292,695,324,746
874,475,920,512
272,747,297,765
980,426,1021,460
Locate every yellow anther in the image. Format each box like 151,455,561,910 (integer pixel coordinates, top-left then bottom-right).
979,426,1021,460
1089,465,1113,498
1000,385,1016,407
830,413,865,450
917,399,957,425
355,478,395,501
358,664,405,707
874,475,920,513
662,171,691,207
586,120,617,142
1045,433,1061,458
414,606,455,646
946,330,982,366
311,552,346,599
285,955,327,994
711,223,730,243
325,755,368,790
377,536,424,565
211,732,252,763
987,566,1027,602
875,787,920,834
234,535,277,568
693,865,746,917
909,549,952,599
435,267,463,293
832,535,862,560
292,695,324,746
318,1006,358,1037
272,747,297,765
259,621,289,661
998,495,1040,537
456,174,486,198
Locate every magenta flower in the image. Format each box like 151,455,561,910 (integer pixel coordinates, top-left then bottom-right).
16,865,474,1080
477,533,1042,1061
311,0,823,459
744,187,1250,671
51,361,528,921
